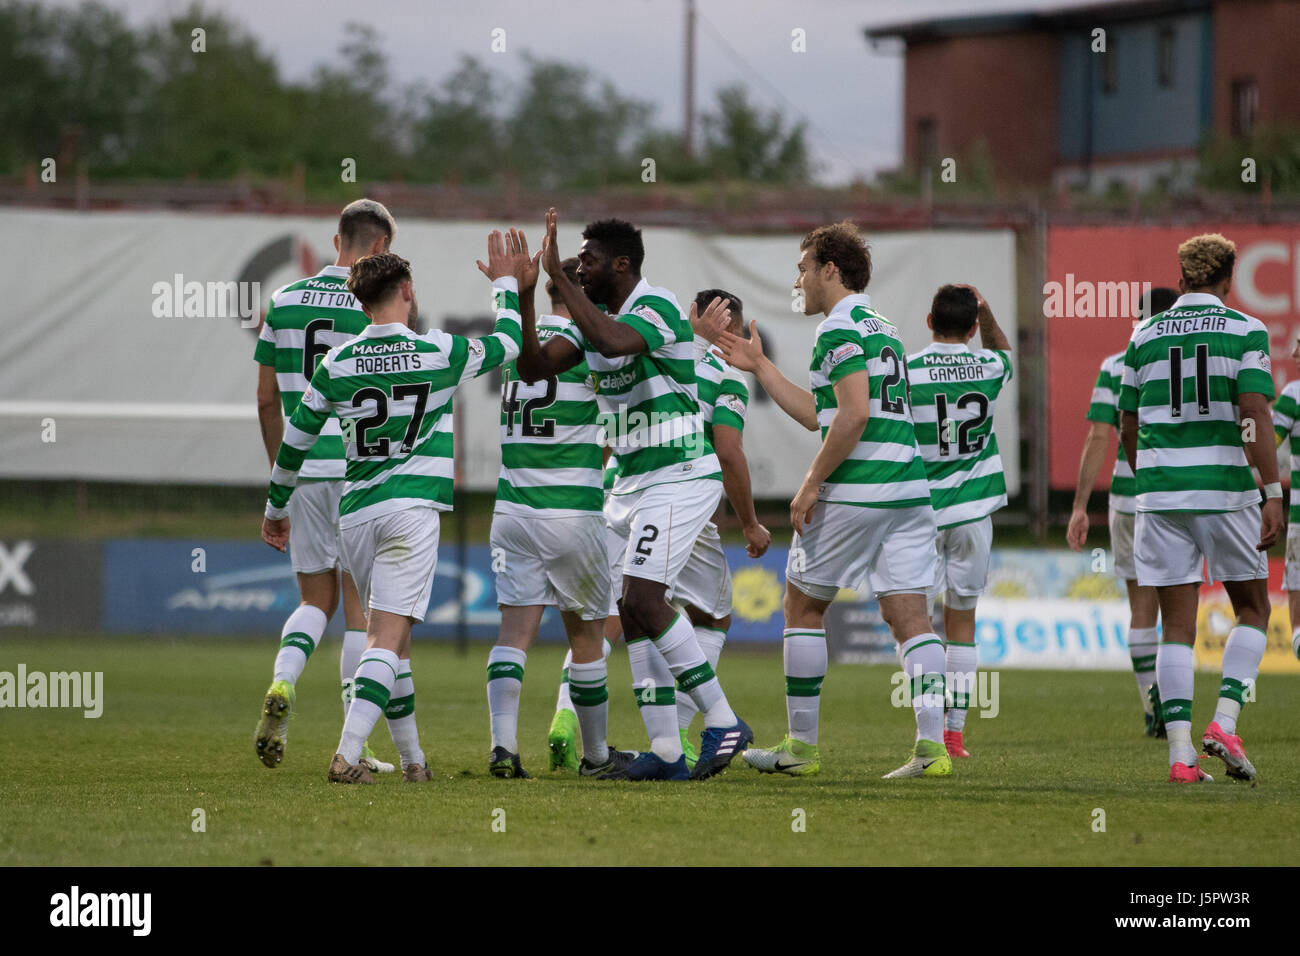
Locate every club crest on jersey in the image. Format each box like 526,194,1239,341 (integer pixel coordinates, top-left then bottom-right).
631,304,668,331
827,343,862,367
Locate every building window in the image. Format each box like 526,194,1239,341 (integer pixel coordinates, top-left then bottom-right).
1157,25,1175,88
1231,78,1258,136
1102,34,1118,94
916,117,937,168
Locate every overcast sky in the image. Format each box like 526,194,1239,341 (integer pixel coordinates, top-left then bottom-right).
44,0,1121,183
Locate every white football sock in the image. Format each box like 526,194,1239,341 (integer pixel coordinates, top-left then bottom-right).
945,640,977,732
1128,626,1159,713
784,629,827,745
340,628,367,717
272,604,328,685
569,658,609,764
653,613,736,728
1156,641,1197,767
486,646,526,752
627,637,679,760
899,633,946,745
676,625,726,729
385,662,423,768
338,648,399,764
1215,625,1266,735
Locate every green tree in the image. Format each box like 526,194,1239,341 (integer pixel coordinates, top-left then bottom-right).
506,55,654,189
701,85,811,184
409,56,505,186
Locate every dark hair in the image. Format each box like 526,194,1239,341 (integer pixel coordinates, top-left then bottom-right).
1142,286,1179,319
582,218,644,275
347,253,410,308
800,221,871,292
695,288,742,315
338,199,396,252
546,257,581,305
930,284,978,337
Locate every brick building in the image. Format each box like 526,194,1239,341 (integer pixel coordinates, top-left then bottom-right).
866,0,1300,192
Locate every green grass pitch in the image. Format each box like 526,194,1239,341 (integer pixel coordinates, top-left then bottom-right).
2,635,1297,866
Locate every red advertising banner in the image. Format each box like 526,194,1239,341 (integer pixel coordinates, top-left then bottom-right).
1047,223,1300,491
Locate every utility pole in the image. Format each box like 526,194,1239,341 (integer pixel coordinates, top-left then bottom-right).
684,0,696,157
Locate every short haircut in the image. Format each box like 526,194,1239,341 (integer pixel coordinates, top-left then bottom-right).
338,198,396,252
929,284,979,337
1178,234,1236,289
695,287,743,333
800,221,871,292
695,288,743,315
582,218,644,275
1141,286,1179,319
347,253,410,309
545,257,581,305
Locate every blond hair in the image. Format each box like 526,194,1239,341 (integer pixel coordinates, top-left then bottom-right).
1178,233,1236,288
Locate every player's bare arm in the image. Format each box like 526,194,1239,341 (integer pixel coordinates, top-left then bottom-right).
1067,420,1112,551
1240,389,1283,550
716,321,818,430
540,207,651,358
712,423,771,557
256,364,284,469
791,368,870,534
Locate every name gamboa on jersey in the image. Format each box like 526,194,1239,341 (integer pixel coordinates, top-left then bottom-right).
1086,352,1136,513
696,347,749,445
810,294,930,507
1119,292,1273,513
1272,380,1300,521
557,277,721,493
907,343,1011,528
496,314,603,517
254,265,371,480
265,278,523,527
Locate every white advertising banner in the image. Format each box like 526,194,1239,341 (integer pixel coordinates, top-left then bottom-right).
0,209,1017,495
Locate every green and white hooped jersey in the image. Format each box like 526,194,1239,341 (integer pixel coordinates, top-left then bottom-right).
809,294,930,508
495,313,603,518
254,265,370,481
603,453,617,493
1119,292,1273,514
906,342,1011,529
1272,380,1300,522
696,346,749,444
265,277,524,528
557,277,721,495
1086,351,1136,514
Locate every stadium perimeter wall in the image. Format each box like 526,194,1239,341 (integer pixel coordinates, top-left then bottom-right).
0,208,1018,498
3,536,1295,674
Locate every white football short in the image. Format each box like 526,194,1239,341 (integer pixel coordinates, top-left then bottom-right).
605,521,624,616
1108,508,1137,581
1134,508,1266,587
287,480,347,575
604,477,722,592
340,507,440,621
490,512,611,620
787,502,937,602
929,516,992,611
1284,523,1300,591
671,521,733,621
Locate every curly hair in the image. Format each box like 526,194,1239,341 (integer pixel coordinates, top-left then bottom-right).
1178,233,1236,289
800,221,871,292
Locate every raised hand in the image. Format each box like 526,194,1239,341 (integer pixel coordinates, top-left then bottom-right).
505,228,542,291
715,319,765,372
689,296,731,343
475,229,514,282
541,207,563,278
